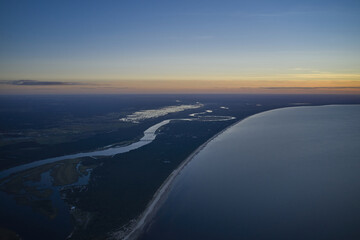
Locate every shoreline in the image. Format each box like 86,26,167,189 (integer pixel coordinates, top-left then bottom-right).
113,104,360,240
110,105,319,240
111,118,242,240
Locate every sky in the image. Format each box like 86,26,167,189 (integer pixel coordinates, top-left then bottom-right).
0,0,359,94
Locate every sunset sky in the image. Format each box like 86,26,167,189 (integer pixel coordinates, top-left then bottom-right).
0,0,359,94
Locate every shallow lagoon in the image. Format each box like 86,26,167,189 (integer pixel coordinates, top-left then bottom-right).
140,105,360,240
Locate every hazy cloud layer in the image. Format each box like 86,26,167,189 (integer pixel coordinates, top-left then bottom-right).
0,80,83,86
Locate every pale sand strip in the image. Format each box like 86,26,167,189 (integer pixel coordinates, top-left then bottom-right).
111,119,241,240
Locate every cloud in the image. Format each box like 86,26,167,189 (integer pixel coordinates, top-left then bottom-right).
0,80,83,86
263,87,360,90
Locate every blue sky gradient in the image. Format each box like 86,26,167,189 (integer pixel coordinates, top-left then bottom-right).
0,0,359,93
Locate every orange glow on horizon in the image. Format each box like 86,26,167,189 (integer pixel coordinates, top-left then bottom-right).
1,77,360,95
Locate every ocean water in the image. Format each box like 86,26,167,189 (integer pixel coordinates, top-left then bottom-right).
139,105,360,240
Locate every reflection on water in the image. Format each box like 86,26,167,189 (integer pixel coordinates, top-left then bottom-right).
0,120,172,240
0,110,235,240
0,114,235,179
140,105,360,240
0,120,171,179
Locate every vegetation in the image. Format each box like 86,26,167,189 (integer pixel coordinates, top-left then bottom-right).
1,94,360,239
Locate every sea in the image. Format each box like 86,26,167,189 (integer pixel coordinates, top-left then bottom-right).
139,105,360,240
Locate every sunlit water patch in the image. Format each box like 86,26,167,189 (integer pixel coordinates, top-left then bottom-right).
119,103,203,123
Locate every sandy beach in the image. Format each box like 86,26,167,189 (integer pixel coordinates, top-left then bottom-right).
111,119,241,240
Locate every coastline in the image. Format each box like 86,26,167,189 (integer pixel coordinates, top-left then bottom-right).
111,118,242,240
119,104,360,240
109,105,321,240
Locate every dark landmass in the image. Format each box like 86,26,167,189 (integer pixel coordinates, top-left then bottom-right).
1,94,360,240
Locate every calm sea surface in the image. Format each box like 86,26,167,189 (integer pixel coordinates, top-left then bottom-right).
139,105,360,240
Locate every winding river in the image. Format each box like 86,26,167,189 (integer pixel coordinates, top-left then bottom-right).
0,112,235,240
0,115,235,180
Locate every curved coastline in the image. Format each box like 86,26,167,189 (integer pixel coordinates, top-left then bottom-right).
112,104,347,240
129,104,360,240
0,112,238,240
112,115,248,240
